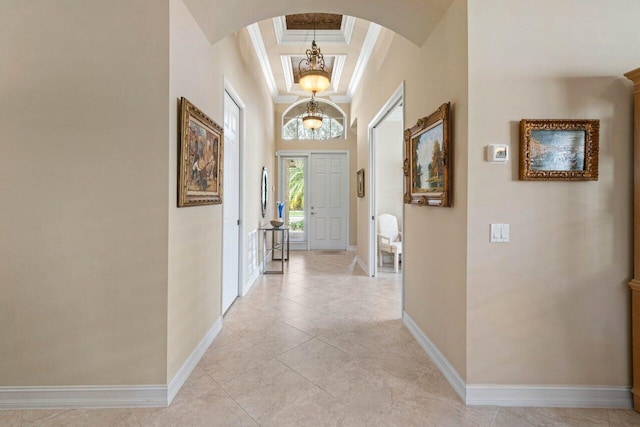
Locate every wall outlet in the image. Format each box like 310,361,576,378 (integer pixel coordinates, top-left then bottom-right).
490,224,509,243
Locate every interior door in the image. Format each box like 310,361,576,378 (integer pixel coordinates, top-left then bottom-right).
222,91,240,314
309,153,348,250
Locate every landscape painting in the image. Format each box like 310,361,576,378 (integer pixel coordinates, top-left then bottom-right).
529,130,585,172
414,122,445,192
178,97,224,206
519,119,599,181
404,102,451,207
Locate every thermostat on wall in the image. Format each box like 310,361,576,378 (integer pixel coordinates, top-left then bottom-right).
486,144,509,163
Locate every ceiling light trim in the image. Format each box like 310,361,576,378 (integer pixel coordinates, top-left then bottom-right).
246,23,280,102
272,16,356,46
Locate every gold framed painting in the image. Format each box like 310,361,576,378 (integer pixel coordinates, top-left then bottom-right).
519,119,599,181
404,102,451,207
357,168,365,198
178,97,224,207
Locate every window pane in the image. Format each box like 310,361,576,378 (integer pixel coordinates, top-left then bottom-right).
283,158,305,241
282,100,345,140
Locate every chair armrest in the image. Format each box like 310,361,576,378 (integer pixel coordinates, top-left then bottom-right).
378,234,391,246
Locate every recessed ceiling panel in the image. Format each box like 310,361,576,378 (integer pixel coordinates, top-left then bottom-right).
285,13,343,31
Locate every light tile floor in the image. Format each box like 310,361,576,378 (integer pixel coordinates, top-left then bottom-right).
2,250,640,426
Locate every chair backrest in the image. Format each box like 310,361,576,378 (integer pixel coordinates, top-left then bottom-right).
378,214,400,242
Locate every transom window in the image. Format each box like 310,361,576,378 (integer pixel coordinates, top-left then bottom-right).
282,99,346,140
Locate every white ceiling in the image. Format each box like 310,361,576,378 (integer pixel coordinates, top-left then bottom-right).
247,15,382,104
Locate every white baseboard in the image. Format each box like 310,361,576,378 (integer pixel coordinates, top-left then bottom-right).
0,385,167,409
402,311,632,409
355,255,369,275
242,271,260,297
466,384,632,408
402,311,466,401
167,317,223,404
0,317,224,410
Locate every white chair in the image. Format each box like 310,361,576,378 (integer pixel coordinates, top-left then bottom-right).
378,214,402,273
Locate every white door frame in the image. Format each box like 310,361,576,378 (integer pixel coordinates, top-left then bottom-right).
276,149,350,251
368,82,405,302
222,79,245,312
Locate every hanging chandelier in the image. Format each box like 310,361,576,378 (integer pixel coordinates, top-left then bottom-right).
298,14,331,94
302,93,323,129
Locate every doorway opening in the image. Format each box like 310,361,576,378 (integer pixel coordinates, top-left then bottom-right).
368,83,405,282
278,151,349,251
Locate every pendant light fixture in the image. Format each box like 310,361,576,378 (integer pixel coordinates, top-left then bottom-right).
298,14,331,94
302,93,323,129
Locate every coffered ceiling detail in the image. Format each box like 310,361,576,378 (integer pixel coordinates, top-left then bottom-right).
248,14,381,104
285,13,343,30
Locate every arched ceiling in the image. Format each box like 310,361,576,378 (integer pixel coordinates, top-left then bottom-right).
183,0,455,47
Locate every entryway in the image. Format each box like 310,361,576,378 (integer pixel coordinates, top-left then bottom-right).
278,151,349,251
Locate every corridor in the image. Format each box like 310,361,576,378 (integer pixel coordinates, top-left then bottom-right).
2,251,639,426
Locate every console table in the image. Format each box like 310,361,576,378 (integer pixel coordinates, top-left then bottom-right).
260,226,289,274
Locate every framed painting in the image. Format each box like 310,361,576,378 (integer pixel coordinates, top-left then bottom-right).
357,168,365,198
519,119,599,181
404,102,451,207
178,97,224,207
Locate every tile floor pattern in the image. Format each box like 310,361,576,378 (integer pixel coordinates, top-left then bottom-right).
2,250,640,426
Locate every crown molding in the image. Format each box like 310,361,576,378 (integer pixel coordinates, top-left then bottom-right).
330,95,352,104
345,22,382,100
332,55,347,92
246,23,279,103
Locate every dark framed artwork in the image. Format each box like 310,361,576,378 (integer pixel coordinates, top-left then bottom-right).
519,119,599,181
357,168,365,198
178,97,224,207
404,102,451,207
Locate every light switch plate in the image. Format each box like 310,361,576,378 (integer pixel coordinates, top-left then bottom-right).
490,224,509,243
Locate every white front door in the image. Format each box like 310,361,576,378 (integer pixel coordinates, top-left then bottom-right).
309,153,348,250
222,91,240,314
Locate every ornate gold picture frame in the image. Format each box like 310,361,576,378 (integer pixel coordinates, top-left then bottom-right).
519,119,599,181
404,102,451,207
178,97,224,207
357,168,365,198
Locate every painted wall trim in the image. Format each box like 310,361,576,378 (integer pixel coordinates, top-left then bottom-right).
355,255,369,276
167,317,223,404
242,271,260,297
403,311,633,409
0,318,224,409
402,311,467,401
466,385,632,408
0,385,167,410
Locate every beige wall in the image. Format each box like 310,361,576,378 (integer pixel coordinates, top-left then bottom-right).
466,0,639,385
375,118,404,230
351,0,469,378
0,0,170,385
168,0,275,380
274,103,357,247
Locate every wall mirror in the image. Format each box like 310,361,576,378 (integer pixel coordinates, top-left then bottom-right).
261,167,268,218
